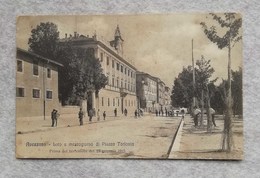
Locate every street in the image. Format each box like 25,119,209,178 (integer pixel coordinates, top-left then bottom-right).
16,114,182,159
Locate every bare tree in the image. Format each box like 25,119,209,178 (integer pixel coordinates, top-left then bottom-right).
201,13,242,151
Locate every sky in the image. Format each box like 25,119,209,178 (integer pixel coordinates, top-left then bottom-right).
16,14,242,88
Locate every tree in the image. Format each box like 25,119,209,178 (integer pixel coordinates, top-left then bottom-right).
201,13,242,151
231,68,242,116
195,56,216,131
28,22,59,59
57,44,107,107
171,66,194,108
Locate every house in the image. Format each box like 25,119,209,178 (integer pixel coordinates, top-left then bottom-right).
16,48,63,118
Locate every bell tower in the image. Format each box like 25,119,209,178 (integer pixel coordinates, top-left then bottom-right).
113,25,124,56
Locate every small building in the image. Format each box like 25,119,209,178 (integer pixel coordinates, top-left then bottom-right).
16,48,63,118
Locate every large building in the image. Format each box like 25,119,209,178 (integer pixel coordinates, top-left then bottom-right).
59,26,137,116
16,48,63,118
136,72,172,112
136,72,157,112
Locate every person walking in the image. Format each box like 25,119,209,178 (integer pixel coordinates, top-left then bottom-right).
103,111,106,120
193,106,201,127
54,110,60,127
134,110,138,118
89,109,94,122
114,108,117,117
124,108,128,117
155,109,158,116
210,107,216,127
78,108,84,126
51,109,56,127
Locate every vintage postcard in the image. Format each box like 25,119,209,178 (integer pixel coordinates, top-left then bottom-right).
16,14,243,159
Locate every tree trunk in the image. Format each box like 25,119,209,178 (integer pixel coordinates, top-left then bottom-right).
199,90,204,127
223,39,233,152
206,85,212,132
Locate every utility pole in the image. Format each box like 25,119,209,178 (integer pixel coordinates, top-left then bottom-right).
192,39,196,108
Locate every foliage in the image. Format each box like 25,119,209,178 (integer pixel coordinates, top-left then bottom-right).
231,68,242,115
171,66,194,108
57,45,108,105
200,13,242,49
28,22,59,59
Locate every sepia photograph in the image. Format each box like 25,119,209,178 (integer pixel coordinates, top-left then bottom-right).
16,13,243,159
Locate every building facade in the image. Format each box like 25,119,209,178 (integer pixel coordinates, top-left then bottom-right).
136,72,157,112
59,26,137,116
16,48,62,118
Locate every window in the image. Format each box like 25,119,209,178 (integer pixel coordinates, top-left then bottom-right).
117,63,120,70
112,60,115,68
128,70,130,76
121,81,123,88
46,90,52,99
116,79,119,88
125,68,127,74
47,68,51,78
102,97,104,106
17,60,23,72
16,87,24,97
100,53,103,62
33,60,39,76
108,98,110,106
118,99,120,106
113,98,115,106
107,56,109,65
125,100,127,106
121,65,123,73
125,82,127,89
131,71,133,78
112,78,114,87
32,89,40,98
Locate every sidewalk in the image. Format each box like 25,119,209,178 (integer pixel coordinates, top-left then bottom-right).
169,115,243,160
16,113,135,134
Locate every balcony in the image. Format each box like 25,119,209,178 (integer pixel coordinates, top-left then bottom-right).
120,87,128,97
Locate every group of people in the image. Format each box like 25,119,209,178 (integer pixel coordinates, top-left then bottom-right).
193,106,216,127
78,108,130,126
155,108,185,117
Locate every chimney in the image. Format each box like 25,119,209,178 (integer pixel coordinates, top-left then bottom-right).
74,32,77,38
65,33,67,38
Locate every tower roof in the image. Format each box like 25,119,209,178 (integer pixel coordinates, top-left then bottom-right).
115,25,121,37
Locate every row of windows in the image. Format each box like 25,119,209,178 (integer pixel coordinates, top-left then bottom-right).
17,60,52,78
101,97,136,107
16,87,52,99
100,52,135,78
109,77,136,92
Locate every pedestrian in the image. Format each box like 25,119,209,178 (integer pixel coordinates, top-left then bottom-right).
193,107,201,127
165,108,168,117
89,109,94,122
97,109,100,121
158,110,161,116
161,110,164,117
78,108,84,126
114,108,117,117
54,110,60,127
134,110,138,118
155,109,158,116
124,108,128,116
103,111,106,120
51,109,56,127
210,107,216,127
